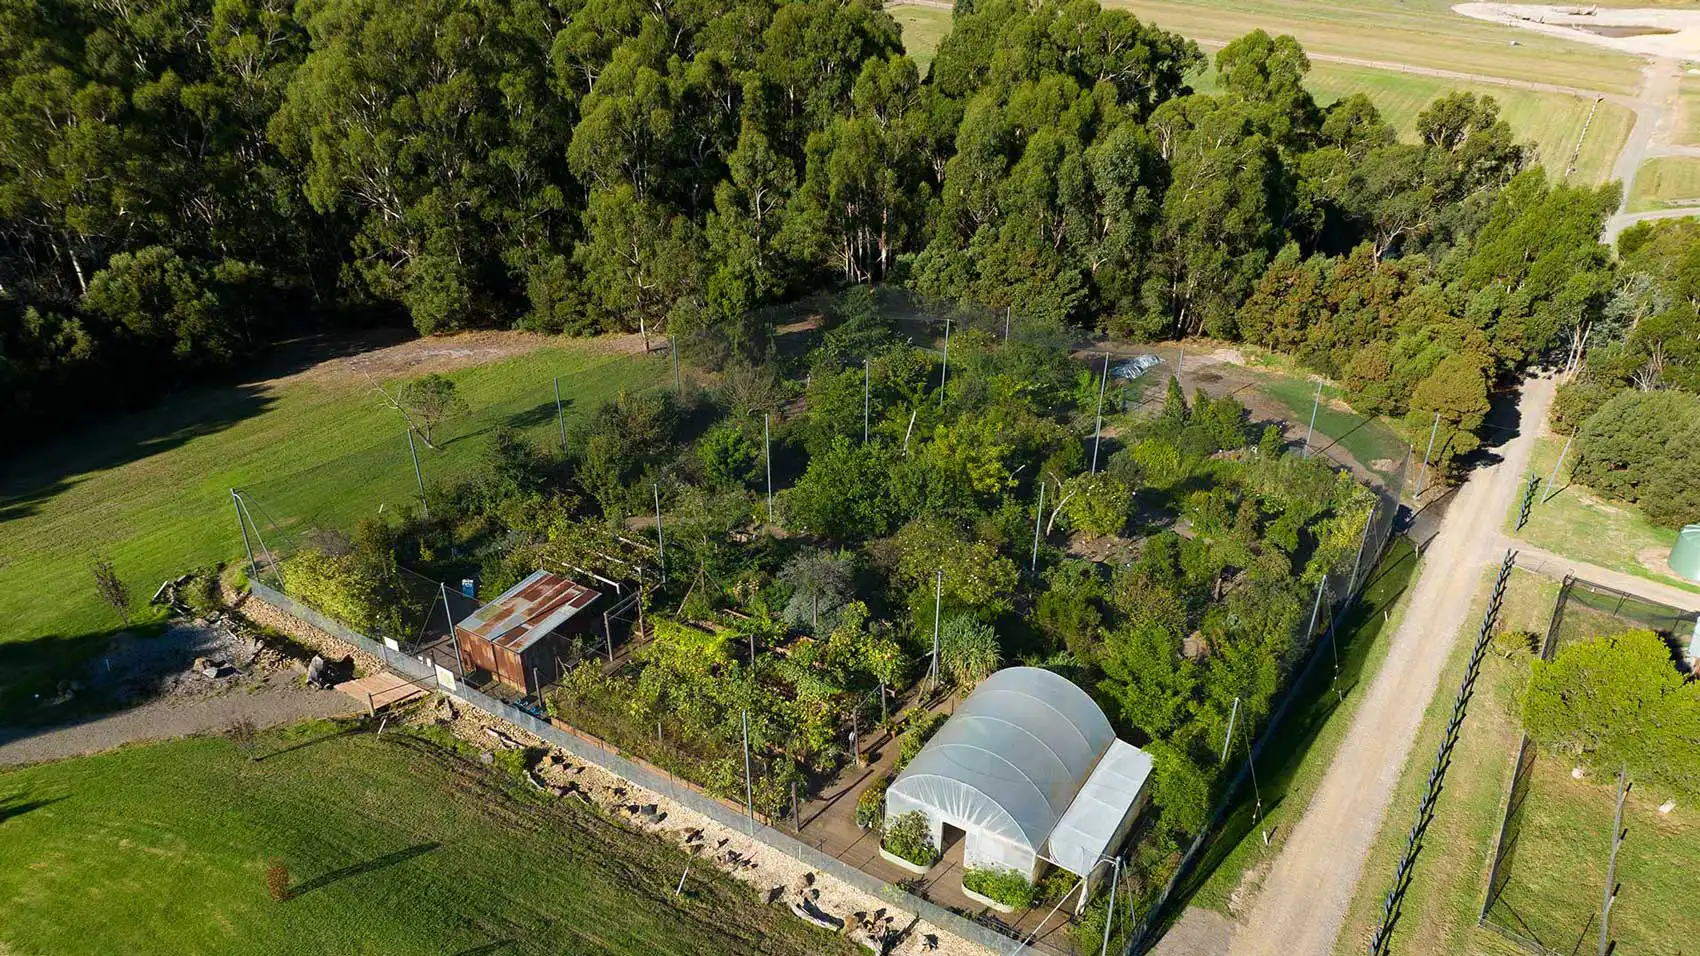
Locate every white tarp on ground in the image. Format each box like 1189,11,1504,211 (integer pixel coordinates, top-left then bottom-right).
885,667,1116,875
1047,739,1154,876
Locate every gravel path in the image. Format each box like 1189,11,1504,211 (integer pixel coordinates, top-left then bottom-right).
1227,376,1556,956
1511,545,1700,613
0,670,360,767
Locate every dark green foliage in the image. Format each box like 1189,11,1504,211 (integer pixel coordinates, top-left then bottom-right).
896,710,946,771
279,520,421,640
962,866,1037,908
1571,389,1700,527
855,777,888,830
783,437,896,539
882,811,939,867
699,422,763,490
1524,629,1700,796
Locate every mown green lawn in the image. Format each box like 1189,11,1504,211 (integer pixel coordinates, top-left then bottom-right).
1628,156,1700,212
1251,372,1410,479
1337,566,1700,956
0,721,851,956
1482,748,1700,956
1183,537,1420,914
0,338,666,714
1506,434,1698,595
1298,64,1632,189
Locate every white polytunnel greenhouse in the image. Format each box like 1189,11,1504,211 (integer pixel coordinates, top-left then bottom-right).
883,667,1154,902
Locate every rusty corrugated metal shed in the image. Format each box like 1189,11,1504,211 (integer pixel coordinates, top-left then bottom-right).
455,570,600,654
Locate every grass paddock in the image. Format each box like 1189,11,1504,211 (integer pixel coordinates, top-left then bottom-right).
0,339,665,716
0,721,853,956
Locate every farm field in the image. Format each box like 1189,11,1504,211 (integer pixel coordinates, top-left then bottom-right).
1295,64,1632,188
892,4,950,72
1333,569,1556,956
1504,435,1699,594
0,335,666,714
0,720,851,956
1184,538,1420,913
894,5,1633,187
1101,0,1643,95
1677,77,1700,147
1628,156,1700,212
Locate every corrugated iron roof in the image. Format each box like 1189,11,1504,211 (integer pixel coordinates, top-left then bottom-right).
456,570,600,654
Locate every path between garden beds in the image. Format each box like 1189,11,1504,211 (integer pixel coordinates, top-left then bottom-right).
1227,375,1556,956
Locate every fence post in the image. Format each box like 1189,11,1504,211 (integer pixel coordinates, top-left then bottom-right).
653,482,665,582
1347,502,1379,598
406,428,429,518
554,374,567,452
930,569,943,691
864,358,871,444
1303,381,1322,458
1544,432,1575,503
1417,411,1440,496
442,582,467,676
741,709,755,835
1600,769,1628,956
232,489,256,576
1091,351,1110,474
1031,481,1046,572
939,318,950,407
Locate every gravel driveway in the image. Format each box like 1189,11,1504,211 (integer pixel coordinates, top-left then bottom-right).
0,669,360,767
1228,376,1555,956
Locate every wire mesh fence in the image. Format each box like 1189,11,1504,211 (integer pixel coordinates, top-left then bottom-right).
222,288,1421,956
1478,576,1698,956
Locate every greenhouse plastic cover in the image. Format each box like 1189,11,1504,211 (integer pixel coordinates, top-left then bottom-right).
885,667,1115,855
1047,739,1154,875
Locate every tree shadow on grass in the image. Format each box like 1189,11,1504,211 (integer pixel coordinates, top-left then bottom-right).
0,383,277,525
252,724,366,763
289,842,441,898
0,794,65,825
450,942,513,956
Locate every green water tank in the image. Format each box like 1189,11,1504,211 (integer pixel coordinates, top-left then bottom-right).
1670,525,1700,583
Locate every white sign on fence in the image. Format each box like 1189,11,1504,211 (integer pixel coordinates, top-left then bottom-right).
435,665,456,691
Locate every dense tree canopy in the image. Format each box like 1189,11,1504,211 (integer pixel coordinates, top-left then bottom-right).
1,0,1622,475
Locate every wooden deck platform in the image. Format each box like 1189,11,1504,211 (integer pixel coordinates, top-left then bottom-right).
335,671,429,714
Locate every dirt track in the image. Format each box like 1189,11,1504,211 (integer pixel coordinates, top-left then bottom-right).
0,670,360,767
1227,376,1555,956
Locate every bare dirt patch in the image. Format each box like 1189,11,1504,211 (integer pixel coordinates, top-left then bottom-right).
268,329,649,390
1456,4,1700,58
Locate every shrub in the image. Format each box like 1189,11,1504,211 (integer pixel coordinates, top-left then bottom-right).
1523,628,1700,795
939,615,1003,688
963,865,1037,909
1059,472,1133,539
698,421,761,489
882,811,939,867
265,859,291,901
1491,628,1538,660
1572,389,1700,527
896,710,946,770
856,777,889,830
